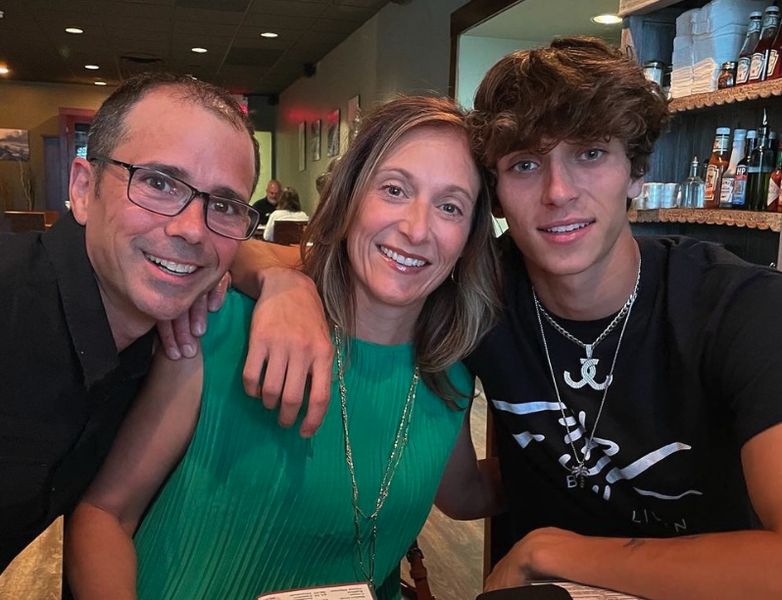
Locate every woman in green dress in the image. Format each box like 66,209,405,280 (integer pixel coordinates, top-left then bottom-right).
66,95,500,600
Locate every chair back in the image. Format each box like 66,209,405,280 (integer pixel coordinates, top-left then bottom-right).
4,211,47,233
274,220,307,245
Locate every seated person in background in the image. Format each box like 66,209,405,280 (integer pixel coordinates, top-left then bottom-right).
440,37,782,599
66,95,501,600
263,186,309,242
251,178,281,225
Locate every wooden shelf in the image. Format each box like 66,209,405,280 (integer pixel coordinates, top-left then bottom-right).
669,79,782,114
629,208,782,232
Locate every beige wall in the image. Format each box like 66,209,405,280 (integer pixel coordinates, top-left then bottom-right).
276,0,466,214
0,81,111,211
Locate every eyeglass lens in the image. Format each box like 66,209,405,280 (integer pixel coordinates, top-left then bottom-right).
129,167,255,239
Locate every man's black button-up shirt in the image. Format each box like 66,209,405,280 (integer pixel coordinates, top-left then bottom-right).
0,213,153,570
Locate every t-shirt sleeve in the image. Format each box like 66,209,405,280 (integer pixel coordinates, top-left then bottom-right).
710,271,782,446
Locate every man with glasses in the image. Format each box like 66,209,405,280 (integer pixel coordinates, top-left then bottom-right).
0,72,331,571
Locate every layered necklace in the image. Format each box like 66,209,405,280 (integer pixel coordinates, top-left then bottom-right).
333,326,419,588
532,257,641,488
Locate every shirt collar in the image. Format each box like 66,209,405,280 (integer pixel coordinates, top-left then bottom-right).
42,213,153,387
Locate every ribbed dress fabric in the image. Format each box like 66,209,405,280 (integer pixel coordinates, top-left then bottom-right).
134,290,470,600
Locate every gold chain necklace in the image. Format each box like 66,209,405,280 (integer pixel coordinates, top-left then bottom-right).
333,326,420,588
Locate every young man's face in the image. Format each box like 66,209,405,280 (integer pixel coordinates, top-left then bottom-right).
494,138,642,283
70,88,256,339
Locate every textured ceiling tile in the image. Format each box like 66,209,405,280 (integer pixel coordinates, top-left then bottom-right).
175,0,251,12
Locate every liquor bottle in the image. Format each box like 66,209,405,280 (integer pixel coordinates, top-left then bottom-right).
733,129,758,209
737,12,764,85
748,6,780,83
746,110,775,211
679,156,705,208
704,127,731,208
766,151,782,211
719,128,747,208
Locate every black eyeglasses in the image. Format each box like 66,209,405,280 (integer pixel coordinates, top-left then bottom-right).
89,156,260,240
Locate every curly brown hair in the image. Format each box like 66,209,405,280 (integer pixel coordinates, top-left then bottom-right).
468,37,670,179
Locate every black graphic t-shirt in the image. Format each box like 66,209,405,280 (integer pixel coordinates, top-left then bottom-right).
466,235,782,543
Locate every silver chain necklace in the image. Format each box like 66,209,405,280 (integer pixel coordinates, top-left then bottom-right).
334,326,419,588
532,258,641,488
533,259,641,391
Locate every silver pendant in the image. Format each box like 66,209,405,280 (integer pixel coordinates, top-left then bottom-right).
563,345,613,390
572,463,588,488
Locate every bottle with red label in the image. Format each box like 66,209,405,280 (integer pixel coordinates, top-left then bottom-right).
704,127,731,208
737,11,764,85
766,151,782,211
748,6,780,83
769,18,782,79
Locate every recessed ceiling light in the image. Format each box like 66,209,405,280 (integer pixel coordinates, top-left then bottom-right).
85,64,99,70
0,66,10,76
191,47,208,54
94,80,107,86
592,14,622,25
65,27,84,34
260,32,278,38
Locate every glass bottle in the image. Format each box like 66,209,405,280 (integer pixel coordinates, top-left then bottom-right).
766,151,782,211
680,156,705,209
719,129,747,208
748,6,780,83
769,11,782,80
733,129,757,209
717,62,737,89
704,127,731,208
737,11,764,85
746,110,775,211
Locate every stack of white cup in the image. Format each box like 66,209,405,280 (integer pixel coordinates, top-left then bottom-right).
635,182,679,209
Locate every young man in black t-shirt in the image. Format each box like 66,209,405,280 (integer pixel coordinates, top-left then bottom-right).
436,37,782,598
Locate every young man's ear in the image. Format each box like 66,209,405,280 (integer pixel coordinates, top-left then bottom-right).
627,177,643,200
69,158,94,225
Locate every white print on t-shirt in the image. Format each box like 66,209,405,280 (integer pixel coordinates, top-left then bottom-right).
492,399,704,502
631,508,689,533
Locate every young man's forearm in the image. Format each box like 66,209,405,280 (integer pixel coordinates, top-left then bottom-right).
492,527,782,600
65,503,138,600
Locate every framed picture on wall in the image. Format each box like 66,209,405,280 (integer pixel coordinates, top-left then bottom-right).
347,95,360,145
0,129,30,161
326,109,340,158
310,119,321,162
297,122,306,172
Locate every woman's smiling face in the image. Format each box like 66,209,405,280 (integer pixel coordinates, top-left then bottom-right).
346,125,480,325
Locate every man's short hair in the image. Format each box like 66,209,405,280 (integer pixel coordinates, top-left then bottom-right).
87,72,260,191
468,36,670,179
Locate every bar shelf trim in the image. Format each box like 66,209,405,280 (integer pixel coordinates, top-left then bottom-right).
669,79,782,114
629,208,782,232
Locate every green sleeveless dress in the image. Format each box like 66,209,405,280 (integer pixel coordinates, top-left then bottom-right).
134,290,470,600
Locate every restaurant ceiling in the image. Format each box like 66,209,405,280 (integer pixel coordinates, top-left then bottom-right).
0,0,391,96
466,0,622,43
